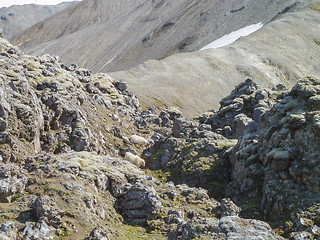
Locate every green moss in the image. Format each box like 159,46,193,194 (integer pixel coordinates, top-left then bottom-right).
151,149,164,161
144,96,167,109
151,169,171,183
58,227,72,238
215,140,237,150
182,143,193,153
171,96,183,108
311,2,320,11
28,76,52,87
315,38,320,46
118,224,167,240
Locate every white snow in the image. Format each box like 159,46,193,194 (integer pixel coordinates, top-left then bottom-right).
0,0,81,8
200,22,263,50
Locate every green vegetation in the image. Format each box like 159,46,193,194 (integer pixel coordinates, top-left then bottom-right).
171,96,183,108
145,169,171,183
142,96,167,110
58,227,72,238
310,2,320,11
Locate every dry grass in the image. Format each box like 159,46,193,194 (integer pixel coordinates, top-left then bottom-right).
310,2,320,11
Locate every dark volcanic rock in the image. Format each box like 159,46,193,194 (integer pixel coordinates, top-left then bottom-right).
227,76,320,227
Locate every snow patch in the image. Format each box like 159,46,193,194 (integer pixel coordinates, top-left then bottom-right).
200,22,263,50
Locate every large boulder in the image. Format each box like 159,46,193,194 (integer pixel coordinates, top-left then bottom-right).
0,163,27,203
120,183,162,225
218,216,282,239
32,196,63,228
227,76,320,223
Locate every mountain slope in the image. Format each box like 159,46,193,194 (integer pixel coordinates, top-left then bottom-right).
109,4,320,117
12,0,310,72
0,35,287,240
0,2,76,39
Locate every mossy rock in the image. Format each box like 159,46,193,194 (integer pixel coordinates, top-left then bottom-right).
310,2,320,11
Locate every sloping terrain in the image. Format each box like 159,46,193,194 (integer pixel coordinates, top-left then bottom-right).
12,0,310,72
110,4,320,118
1,35,320,239
0,35,288,240
0,1,76,39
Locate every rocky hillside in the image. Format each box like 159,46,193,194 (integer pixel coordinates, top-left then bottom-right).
2,29,320,239
142,74,320,239
0,2,76,39
0,35,284,239
110,2,320,118
12,0,312,72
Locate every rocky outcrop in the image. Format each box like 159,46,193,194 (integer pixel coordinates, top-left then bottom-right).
218,216,282,240
22,151,223,238
119,183,162,225
138,75,320,239
0,163,27,203
144,79,279,199
0,37,141,162
169,215,282,240
227,76,320,218
220,198,242,217
32,196,63,228
1,35,320,239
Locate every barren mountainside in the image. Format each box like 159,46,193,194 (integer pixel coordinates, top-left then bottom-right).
12,0,312,72
0,2,76,39
109,4,320,117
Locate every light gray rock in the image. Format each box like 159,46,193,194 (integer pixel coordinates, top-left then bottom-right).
232,114,253,138
0,164,27,203
22,221,54,240
164,210,185,224
218,216,282,240
220,198,242,217
290,231,313,240
32,196,63,228
85,227,110,240
0,222,16,240
120,183,162,225
168,217,221,240
108,173,131,198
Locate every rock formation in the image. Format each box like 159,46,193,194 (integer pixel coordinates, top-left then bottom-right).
1,22,320,238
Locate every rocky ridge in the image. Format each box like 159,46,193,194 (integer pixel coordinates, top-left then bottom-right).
0,35,320,239
141,76,320,238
